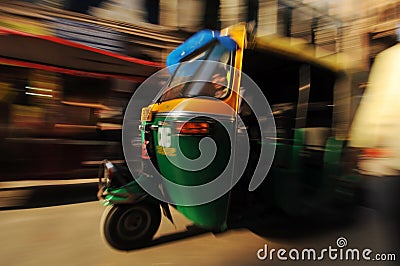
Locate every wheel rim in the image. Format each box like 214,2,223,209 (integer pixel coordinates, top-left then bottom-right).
116,206,152,241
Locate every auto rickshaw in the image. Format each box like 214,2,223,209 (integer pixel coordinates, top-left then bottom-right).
98,23,360,250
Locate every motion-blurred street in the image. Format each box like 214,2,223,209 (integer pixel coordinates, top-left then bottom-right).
0,181,396,266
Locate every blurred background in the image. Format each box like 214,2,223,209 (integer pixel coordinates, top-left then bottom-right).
0,0,398,181
0,1,399,265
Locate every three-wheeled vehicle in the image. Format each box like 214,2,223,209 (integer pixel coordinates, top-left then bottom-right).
98,23,360,250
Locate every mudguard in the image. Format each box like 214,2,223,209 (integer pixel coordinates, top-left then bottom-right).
100,178,147,206
99,174,175,225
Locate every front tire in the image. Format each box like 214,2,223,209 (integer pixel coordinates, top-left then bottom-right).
100,202,161,250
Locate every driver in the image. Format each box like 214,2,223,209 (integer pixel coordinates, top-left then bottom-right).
210,72,229,98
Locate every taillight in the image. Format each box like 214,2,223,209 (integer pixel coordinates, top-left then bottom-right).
356,148,396,176
176,121,211,135
362,148,393,158
142,140,150,159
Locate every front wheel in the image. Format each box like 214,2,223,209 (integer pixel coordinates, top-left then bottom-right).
100,202,161,250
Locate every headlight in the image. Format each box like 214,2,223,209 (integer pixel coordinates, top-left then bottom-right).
99,159,115,188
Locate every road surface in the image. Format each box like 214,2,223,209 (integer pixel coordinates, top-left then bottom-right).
0,182,397,266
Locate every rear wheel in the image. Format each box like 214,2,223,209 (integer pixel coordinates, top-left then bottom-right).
100,202,161,250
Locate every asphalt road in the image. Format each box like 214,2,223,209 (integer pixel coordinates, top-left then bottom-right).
0,182,397,266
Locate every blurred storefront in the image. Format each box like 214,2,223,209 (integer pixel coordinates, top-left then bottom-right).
1,0,399,181
0,0,186,180
13,0,400,71
367,1,400,66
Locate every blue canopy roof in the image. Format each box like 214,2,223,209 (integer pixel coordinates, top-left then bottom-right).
166,29,237,68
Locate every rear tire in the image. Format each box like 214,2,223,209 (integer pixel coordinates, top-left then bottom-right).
100,202,161,250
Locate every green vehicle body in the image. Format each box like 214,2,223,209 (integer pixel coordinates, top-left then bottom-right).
272,129,349,216
99,24,363,251
148,115,233,230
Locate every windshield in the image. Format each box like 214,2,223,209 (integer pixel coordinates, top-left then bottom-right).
158,41,234,102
